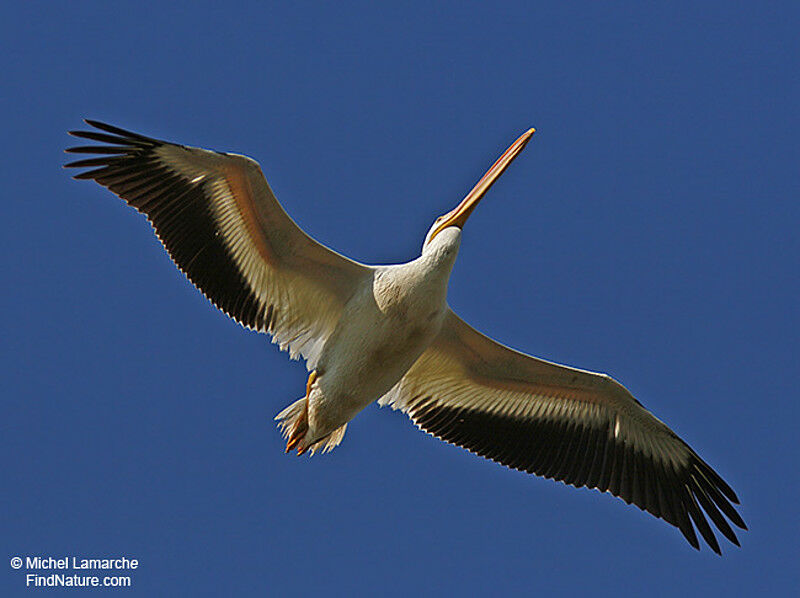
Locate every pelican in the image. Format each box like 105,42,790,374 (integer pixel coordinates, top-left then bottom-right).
65,120,745,553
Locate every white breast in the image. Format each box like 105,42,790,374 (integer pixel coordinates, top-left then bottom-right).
312,256,453,428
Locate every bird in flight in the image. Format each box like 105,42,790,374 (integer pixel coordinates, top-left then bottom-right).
66,120,745,553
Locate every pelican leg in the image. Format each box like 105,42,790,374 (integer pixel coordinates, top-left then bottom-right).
285,371,316,454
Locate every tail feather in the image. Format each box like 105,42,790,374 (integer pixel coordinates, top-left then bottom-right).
275,398,348,455
275,397,307,439
309,424,348,455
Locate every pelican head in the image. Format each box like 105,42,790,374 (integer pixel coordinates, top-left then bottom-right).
423,128,535,252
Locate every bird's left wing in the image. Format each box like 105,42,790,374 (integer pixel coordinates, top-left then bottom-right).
66,120,371,368
380,309,746,553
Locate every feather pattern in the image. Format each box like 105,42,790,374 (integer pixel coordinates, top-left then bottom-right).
380,309,746,553
65,120,370,368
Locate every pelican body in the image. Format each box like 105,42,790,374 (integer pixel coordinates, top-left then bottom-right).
304,227,460,450
66,121,745,553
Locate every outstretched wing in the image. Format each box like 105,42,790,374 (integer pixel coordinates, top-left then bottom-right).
66,120,370,368
380,309,746,553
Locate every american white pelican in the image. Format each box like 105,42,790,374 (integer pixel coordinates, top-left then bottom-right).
66,120,745,553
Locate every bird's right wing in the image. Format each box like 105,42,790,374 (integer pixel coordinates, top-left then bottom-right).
381,309,746,553
66,120,371,368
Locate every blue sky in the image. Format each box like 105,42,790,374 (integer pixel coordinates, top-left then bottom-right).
2,1,798,595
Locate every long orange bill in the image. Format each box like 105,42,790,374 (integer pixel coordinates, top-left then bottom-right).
430,128,535,240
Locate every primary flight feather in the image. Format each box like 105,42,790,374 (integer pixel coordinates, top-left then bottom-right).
65,120,745,553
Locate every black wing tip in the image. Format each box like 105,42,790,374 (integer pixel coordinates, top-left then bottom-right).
408,403,746,555
63,157,114,169
683,527,701,551
71,168,105,180
693,453,741,504
67,119,160,148
65,121,163,176
84,118,137,137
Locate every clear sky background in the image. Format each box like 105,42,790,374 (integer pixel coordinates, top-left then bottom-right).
2,2,797,596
